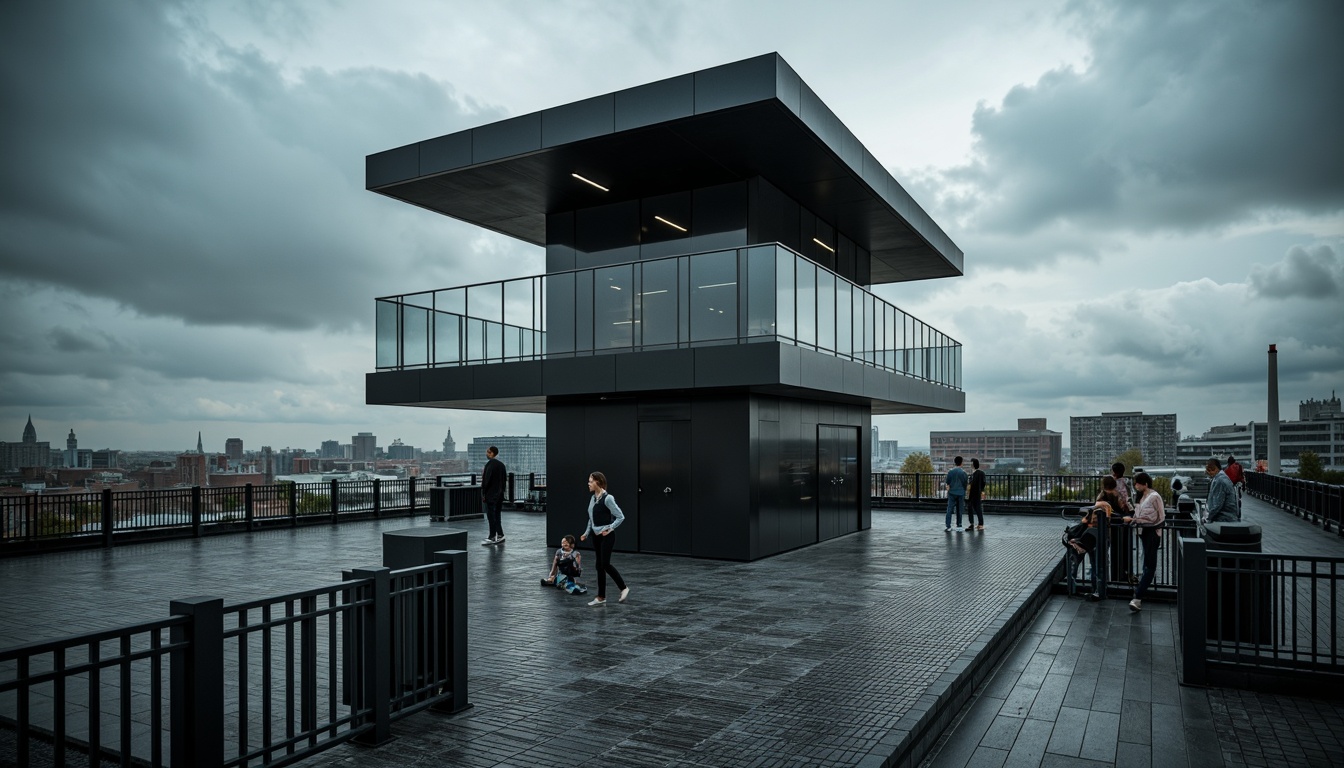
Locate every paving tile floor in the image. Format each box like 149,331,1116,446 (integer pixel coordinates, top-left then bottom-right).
1,494,1340,768
921,494,1344,768
1,511,1063,767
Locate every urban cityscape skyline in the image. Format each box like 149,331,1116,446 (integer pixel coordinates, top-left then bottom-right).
1,3,1340,475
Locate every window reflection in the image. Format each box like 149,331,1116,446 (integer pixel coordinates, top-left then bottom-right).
690,251,737,342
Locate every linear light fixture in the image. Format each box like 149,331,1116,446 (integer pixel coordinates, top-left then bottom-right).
571,173,609,192
638,289,668,296
812,237,836,253
653,215,687,232
697,282,736,289
609,285,622,291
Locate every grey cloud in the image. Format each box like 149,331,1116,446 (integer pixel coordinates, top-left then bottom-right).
1248,245,1343,299
0,1,512,334
936,0,1344,242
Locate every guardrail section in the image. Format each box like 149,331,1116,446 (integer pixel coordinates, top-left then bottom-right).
0,552,468,768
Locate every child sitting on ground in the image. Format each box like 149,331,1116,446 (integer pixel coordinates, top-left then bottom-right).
541,535,587,595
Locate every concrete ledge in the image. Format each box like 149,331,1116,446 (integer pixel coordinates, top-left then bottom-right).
869,557,1063,768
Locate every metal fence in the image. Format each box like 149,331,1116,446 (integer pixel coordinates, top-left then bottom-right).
0,552,467,767
1058,516,1199,598
1,475,534,556
1177,536,1343,690
872,473,1109,505
1246,472,1344,535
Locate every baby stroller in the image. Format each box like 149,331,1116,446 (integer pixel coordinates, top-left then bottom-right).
1060,505,1105,599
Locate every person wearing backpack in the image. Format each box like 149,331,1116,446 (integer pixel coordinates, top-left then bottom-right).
1122,471,1166,612
579,471,629,606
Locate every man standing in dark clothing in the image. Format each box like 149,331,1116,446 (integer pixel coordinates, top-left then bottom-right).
481,446,506,545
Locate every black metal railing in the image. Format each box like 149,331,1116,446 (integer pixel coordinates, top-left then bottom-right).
0,552,468,767
872,473,1109,505
1246,472,1344,535
1,475,528,555
375,243,963,390
1059,516,1198,597
1177,536,1343,689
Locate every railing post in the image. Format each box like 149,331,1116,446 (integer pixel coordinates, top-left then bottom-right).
507,472,515,504
245,483,255,531
170,596,224,768
432,550,471,714
373,478,382,518
330,479,340,524
101,488,114,548
1177,537,1207,686
409,476,417,514
288,481,298,526
1095,510,1108,600
915,473,922,502
351,567,393,746
192,486,203,538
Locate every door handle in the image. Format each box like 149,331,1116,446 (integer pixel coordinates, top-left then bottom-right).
663,487,672,494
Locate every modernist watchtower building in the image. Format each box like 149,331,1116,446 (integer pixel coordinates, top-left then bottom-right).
366,54,964,560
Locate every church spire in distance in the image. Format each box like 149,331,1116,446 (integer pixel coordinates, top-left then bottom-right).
197,431,203,454
22,415,37,443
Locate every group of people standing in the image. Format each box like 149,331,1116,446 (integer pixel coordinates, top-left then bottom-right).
943,456,987,532
480,447,630,607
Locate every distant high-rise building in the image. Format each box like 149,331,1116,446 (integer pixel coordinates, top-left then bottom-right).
443,430,456,456
386,439,415,460
467,436,546,477
225,438,244,462
320,440,342,458
261,446,275,483
875,440,900,463
930,418,1062,472
870,426,879,462
176,452,208,486
65,428,78,468
1070,412,1177,472
1301,392,1341,421
352,432,377,461
91,449,120,469
1,416,51,471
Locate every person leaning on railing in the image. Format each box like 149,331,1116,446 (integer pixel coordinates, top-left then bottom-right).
1121,471,1165,613
1204,458,1240,523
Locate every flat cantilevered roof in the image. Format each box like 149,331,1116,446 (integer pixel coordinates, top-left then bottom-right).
366,53,962,283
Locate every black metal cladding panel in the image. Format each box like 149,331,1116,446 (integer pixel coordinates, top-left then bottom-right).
366,145,419,189
472,113,542,165
798,348,845,393
474,360,543,399
365,370,421,405
615,349,694,391
693,344,779,388
842,360,866,397
863,365,890,402
542,94,615,149
419,366,475,401
693,54,778,115
420,131,473,176
613,74,695,132
544,355,616,396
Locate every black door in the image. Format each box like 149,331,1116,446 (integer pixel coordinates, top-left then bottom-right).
638,421,692,555
817,425,859,540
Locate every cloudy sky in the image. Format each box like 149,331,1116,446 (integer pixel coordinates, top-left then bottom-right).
2,0,1341,455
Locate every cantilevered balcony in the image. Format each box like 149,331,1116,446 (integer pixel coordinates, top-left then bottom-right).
369,243,962,415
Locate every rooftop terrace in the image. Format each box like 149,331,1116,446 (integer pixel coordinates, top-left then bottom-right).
2,496,1341,766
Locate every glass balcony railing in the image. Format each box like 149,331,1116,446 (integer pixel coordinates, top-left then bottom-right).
375,244,962,390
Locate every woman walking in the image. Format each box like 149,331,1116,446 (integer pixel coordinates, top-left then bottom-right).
579,471,629,606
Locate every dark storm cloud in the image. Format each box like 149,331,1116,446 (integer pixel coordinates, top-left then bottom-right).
1248,245,1342,299
0,1,502,333
942,0,1344,239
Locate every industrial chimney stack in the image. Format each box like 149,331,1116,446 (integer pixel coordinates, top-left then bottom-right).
1267,344,1280,474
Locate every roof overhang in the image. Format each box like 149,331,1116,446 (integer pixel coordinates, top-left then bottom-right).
366,53,962,284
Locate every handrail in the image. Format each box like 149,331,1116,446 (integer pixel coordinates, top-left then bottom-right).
373,242,963,389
